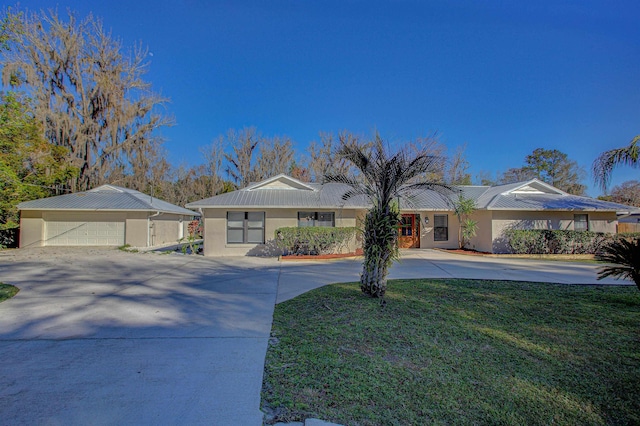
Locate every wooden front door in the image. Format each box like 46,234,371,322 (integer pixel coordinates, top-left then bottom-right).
398,214,420,248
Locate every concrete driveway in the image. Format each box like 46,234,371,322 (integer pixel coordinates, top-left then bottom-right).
0,248,630,425
0,248,280,425
276,249,630,303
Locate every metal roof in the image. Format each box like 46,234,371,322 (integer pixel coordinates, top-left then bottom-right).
484,193,637,212
472,179,637,212
187,181,370,209
18,184,200,216
186,176,639,214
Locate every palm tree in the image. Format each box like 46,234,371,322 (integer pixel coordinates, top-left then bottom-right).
596,238,640,291
326,135,450,298
453,194,477,249
593,135,639,191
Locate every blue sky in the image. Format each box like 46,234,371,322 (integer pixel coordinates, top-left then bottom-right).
17,0,640,195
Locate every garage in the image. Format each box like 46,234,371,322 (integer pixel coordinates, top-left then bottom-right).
18,184,199,248
44,213,125,246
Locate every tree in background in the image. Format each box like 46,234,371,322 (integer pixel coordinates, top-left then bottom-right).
198,137,227,197
495,148,586,194
307,131,362,182
0,92,77,238
406,135,446,183
326,134,450,299
523,148,586,194
254,136,295,181
499,167,537,185
476,170,499,186
593,135,639,191
0,7,172,191
288,160,311,182
598,180,640,207
446,144,472,185
224,127,260,188
223,127,296,188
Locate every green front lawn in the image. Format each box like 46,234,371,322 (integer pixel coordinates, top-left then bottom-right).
0,283,19,302
262,279,640,425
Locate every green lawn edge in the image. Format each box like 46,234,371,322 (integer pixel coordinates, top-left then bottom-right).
0,283,19,302
262,279,640,426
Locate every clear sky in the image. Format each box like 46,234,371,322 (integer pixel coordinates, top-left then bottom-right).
15,0,640,195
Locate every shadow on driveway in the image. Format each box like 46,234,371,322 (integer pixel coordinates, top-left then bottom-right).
0,250,279,425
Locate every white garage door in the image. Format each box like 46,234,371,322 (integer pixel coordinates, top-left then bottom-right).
44,214,125,246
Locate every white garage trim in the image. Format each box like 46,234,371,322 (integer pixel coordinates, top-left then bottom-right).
44,212,125,246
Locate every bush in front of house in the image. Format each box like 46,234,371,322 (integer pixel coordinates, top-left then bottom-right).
275,227,357,256
502,229,634,254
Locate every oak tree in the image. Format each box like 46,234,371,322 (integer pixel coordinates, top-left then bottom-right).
1,7,172,191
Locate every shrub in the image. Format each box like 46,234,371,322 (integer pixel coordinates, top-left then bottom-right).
503,229,618,254
505,230,548,254
275,227,357,256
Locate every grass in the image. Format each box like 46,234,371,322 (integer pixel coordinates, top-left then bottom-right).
262,279,640,425
0,283,19,302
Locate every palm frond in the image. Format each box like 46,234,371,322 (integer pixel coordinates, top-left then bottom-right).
593,135,640,191
596,238,640,290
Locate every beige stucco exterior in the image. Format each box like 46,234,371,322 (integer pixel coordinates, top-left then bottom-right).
416,211,460,250
148,213,190,247
19,210,45,248
189,175,628,257
200,207,620,256
470,210,617,253
468,210,494,253
202,208,360,256
19,210,193,248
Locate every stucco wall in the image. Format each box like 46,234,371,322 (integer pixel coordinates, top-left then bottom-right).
149,213,189,246
418,212,459,250
19,210,44,248
124,212,148,247
202,208,360,256
19,210,196,248
491,210,617,253
467,210,494,253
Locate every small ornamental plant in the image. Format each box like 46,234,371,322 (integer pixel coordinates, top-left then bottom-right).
182,219,202,255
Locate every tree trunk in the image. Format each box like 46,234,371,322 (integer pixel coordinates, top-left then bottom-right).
360,208,398,298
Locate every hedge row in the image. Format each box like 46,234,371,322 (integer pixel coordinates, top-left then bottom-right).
275,227,357,255
503,229,640,254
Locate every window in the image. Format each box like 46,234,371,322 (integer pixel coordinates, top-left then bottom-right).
434,215,448,241
297,212,335,227
574,214,589,231
400,215,413,236
227,212,265,244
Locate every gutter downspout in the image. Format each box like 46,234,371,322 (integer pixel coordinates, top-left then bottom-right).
147,211,162,247
198,208,204,253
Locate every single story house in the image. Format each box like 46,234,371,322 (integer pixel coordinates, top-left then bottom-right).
18,185,199,248
186,174,639,257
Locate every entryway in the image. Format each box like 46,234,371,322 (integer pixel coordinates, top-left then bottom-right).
398,214,420,248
